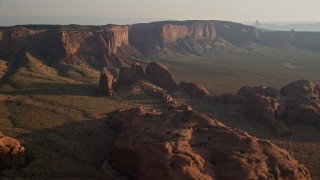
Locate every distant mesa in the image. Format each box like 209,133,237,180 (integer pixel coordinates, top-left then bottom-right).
1,20,320,75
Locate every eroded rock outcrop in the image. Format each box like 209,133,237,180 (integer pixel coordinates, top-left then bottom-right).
178,81,210,98
145,62,178,92
0,25,132,68
118,63,144,86
218,80,320,135
218,85,291,136
140,81,192,111
0,133,26,168
108,107,311,180
99,67,114,96
247,94,292,136
280,79,320,99
279,80,320,127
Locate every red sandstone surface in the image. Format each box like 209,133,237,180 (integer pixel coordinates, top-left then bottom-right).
108,107,311,180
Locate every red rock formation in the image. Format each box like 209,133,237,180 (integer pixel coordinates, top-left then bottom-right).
140,81,192,111
108,107,311,180
145,62,178,92
214,21,261,44
178,81,210,98
0,132,26,168
140,81,173,104
0,25,132,68
279,80,320,127
118,63,144,86
99,67,114,96
247,94,292,136
217,86,292,136
129,21,217,52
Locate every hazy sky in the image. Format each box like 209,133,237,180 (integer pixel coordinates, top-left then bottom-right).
0,0,320,22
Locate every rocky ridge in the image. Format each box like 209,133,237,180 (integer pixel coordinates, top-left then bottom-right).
216,79,320,136
106,107,311,180
97,62,313,179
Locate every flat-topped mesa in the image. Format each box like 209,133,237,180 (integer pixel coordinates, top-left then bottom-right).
213,21,261,43
0,133,26,168
0,25,130,67
129,21,217,51
99,67,114,96
60,25,129,55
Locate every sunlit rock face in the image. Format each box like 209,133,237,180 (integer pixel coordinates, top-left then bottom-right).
108,107,311,180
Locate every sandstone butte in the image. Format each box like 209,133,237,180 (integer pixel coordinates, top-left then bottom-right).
108,107,311,180
145,62,178,92
118,63,144,86
99,67,114,96
99,61,210,101
0,132,26,169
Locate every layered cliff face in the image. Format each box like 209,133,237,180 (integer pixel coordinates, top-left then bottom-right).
129,21,217,53
0,25,132,69
1,20,320,79
214,21,261,43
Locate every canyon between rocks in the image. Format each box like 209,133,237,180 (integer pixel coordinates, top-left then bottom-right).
1,20,320,179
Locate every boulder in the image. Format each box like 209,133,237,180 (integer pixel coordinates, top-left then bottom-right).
118,63,144,86
178,81,210,98
99,67,114,96
145,62,178,92
0,133,26,168
108,107,311,180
